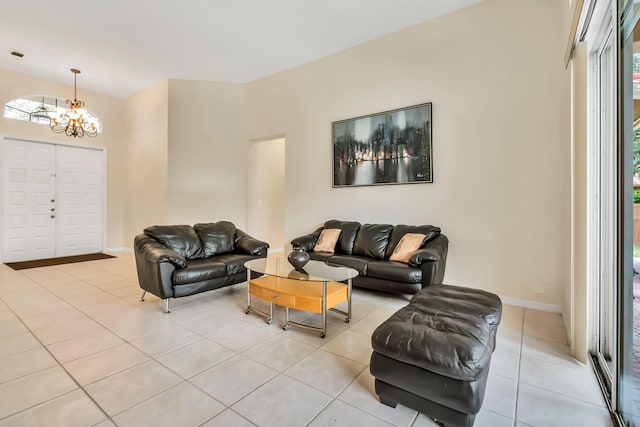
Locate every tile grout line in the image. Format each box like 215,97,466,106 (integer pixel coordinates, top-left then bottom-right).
299,365,399,427
0,260,141,422
513,310,525,427
5,260,540,427
0,260,149,424
0,260,171,425
514,318,609,411
0,270,114,425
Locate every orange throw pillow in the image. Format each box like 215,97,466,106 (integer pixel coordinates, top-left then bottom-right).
389,233,426,263
313,228,341,253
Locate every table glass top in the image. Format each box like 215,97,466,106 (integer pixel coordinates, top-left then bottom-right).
244,257,358,282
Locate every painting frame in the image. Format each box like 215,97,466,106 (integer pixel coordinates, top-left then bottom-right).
332,102,433,188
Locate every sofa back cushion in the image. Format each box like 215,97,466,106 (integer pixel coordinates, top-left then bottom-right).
194,221,236,257
324,220,361,255
313,228,341,253
353,223,393,259
144,225,203,260
385,225,441,259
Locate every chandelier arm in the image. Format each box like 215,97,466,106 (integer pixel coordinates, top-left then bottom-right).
49,68,97,138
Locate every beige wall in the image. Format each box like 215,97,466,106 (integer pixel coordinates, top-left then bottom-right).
0,0,576,314
166,80,248,227
246,0,572,305
123,80,169,243
0,68,127,250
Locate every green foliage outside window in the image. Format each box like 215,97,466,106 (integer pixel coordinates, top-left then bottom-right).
635,52,640,179
635,133,640,176
634,53,640,73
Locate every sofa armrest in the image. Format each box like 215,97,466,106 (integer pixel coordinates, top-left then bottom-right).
235,229,269,257
409,234,449,286
134,234,184,299
291,227,323,251
135,234,187,267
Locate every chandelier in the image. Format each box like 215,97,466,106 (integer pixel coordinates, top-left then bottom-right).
49,69,98,137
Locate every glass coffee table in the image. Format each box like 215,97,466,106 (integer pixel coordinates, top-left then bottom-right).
244,258,358,338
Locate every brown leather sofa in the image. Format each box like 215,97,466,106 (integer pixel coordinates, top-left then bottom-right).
291,220,448,294
134,221,268,312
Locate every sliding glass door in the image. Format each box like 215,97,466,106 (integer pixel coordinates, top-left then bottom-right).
591,1,640,424
617,1,640,424
593,21,617,402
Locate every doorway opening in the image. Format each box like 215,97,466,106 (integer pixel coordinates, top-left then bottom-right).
247,137,285,254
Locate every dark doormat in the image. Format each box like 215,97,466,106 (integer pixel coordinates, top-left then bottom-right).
4,253,116,270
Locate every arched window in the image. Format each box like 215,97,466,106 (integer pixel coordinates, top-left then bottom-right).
4,95,102,133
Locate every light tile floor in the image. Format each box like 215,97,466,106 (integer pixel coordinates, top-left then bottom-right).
0,252,614,426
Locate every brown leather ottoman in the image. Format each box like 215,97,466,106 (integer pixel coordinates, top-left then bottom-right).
369,284,502,427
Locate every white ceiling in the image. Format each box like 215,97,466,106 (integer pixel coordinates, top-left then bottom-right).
0,0,482,98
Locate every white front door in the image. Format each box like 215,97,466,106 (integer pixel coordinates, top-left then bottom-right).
55,145,104,257
1,138,105,262
2,140,56,262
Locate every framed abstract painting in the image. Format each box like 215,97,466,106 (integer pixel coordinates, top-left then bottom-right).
332,102,433,187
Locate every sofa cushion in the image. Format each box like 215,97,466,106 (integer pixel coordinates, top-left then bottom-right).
313,228,341,253
371,285,502,381
324,220,361,255
328,255,370,276
353,224,393,260
212,253,258,275
389,233,427,263
367,261,422,284
144,225,203,260
308,251,334,262
385,225,440,259
172,258,227,284
410,284,502,328
194,221,236,257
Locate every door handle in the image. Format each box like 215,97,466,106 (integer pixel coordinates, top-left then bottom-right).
50,199,55,203
50,215,55,219
50,208,55,212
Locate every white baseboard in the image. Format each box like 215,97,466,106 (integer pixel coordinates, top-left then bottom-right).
499,295,562,313
105,247,133,253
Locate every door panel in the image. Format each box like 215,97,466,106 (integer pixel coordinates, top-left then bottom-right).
2,140,55,262
55,145,104,257
596,27,617,387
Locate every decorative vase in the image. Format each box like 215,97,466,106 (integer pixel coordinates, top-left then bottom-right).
287,247,310,271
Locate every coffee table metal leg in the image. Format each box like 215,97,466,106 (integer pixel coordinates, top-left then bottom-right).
245,268,251,314
346,278,352,323
245,270,272,324
328,279,351,323
321,280,327,338
283,307,290,330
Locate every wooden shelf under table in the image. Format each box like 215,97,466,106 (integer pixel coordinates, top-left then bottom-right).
249,275,348,314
